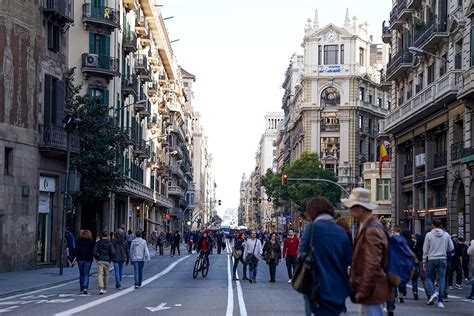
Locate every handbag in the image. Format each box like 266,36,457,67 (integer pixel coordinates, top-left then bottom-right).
244,239,258,266
232,249,242,259
292,222,320,307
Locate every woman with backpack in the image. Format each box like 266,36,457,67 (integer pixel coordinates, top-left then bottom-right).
298,196,352,316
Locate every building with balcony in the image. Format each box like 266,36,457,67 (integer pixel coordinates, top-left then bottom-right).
279,10,390,194
383,0,474,239
0,0,75,271
362,162,392,219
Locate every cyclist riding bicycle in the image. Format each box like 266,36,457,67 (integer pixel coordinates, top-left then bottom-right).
195,230,213,261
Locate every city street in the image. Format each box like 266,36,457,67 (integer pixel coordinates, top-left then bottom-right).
0,242,472,315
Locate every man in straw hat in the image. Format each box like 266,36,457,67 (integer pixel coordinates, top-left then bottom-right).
342,187,393,316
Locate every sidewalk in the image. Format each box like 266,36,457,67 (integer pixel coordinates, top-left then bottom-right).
0,245,166,299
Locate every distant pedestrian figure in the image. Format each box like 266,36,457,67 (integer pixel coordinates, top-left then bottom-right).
283,229,299,283
157,232,165,256
232,232,247,281
262,232,281,283
243,230,262,284
94,230,115,295
111,228,130,290
75,229,95,294
126,230,135,249
171,231,181,257
343,188,393,316
130,231,150,289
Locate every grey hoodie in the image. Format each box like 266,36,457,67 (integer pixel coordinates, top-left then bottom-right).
130,237,150,262
422,228,454,263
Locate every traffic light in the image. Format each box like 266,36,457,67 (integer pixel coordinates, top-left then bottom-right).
281,173,288,186
218,199,222,206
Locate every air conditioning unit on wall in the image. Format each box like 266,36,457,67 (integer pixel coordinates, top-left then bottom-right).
415,153,426,167
85,54,99,67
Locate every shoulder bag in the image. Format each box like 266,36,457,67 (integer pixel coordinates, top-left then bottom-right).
291,222,320,307
244,239,258,267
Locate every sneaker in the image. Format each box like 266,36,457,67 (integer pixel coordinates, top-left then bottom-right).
399,297,405,303
83,290,88,295
427,293,438,305
288,279,292,284
454,284,462,290
466,296,474,300
134,285,139,289
448,286,454,290
413,293,419,300
103,290,107,294
444,297,449,302
388,312,394,316
437,302,444,308
99,290,104,295
116,285,121,290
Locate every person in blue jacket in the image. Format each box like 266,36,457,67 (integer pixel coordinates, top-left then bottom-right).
298,196,353,316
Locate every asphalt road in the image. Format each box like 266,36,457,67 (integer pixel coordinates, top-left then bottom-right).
0,242,473,315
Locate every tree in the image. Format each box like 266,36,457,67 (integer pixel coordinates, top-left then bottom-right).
261,152,341,213
70,85,130,203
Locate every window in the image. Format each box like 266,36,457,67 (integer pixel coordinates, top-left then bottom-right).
369,94,373,104
471,27,474,66
455,40,462,69
407,80,413,99
368,142,372,161
340,44,344,64
360,140,364,154
387,101,391,111
359,47,365,66
427,64,435,84
359,87,365,101
368,119,372,132
4,147,13,175
398,87,404,106
318,45,322,64
377,98,382,107
324,45,338,64
376,179,391,201
89,32,110,56
440,54,447,76
359,115,364,129
416,72,423,93
43,74,65,126
47,23,60,52
365,180,371,190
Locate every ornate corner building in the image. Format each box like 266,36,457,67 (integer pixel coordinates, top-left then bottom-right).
383,0,474,239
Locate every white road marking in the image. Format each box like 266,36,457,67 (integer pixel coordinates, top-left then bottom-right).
54,256,189,316
226,241,234,316
227,239,248,316
0,280,77,302
146,303,171,312
0,306,18,313
174,304,182,307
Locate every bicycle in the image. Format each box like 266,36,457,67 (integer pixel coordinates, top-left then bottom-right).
193,251,210,279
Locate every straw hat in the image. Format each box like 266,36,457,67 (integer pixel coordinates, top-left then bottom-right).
341,187,378,211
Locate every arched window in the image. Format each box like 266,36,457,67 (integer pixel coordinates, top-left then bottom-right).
320,87,340,107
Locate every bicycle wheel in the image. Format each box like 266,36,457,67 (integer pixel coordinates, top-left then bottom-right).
193,259,200,279
202,257,209,277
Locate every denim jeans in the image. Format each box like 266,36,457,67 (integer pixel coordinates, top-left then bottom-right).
232,256,246,276
426,259,447,302
133,261,145,286
360,304,383,316
113,261,124,287
411,265,419,294
77,260,92,290
249,260,258,279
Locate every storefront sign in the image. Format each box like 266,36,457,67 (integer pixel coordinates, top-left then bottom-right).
39,177,56,192
38,192,50,214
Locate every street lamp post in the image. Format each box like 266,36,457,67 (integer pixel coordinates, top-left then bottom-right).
408,46,447,62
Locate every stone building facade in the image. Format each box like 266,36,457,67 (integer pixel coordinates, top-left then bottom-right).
383,0,474,239
0,0,74,271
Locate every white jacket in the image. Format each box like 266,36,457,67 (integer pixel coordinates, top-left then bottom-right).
468,240,474,270
243,238,262,260
130,237,150,262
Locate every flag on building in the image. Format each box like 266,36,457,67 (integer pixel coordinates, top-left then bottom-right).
379,142,389,178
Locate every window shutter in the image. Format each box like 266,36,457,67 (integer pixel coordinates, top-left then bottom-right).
103,89,109,106
104,36,110,57
55,80,66,126
471,27,474,66
89,32,95,53
44,75,52,124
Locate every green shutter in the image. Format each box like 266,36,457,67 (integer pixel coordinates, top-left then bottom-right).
89,32,95,53
104,36,110,57
471,27,474,66
103,89,109,107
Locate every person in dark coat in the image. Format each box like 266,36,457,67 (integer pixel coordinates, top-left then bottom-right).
262,232,281,283
111,228,130,290
171,231,181,257
75,229,95,294
300,196,352,316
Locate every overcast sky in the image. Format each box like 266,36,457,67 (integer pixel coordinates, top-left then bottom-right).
161,0,392,215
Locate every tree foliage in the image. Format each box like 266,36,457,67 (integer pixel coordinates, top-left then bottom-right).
70,85,129,202
261,152,341,212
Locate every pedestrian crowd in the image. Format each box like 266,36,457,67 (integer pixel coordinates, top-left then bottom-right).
229,187,474,316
